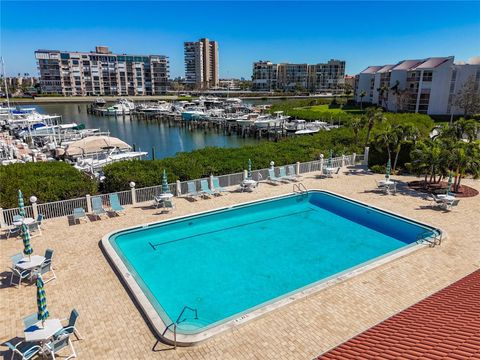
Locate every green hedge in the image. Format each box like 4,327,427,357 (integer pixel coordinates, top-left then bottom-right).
0,162,97,208
103,127,361,192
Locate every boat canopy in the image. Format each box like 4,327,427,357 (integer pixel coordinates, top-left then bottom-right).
65,135,131,156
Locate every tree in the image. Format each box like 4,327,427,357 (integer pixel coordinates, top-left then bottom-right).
440,118,478,143
350,117,365,145
374,124,398,165
343,83,353,96
450,141,480,192
363,107,385,148
391,123,420,172
410,139,443,184
454,75,480,117
359,90,366,110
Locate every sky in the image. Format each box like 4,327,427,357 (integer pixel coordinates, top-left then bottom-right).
1,1,479,78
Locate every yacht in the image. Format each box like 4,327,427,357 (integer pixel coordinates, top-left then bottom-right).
98,99,135,115
254,111,290,129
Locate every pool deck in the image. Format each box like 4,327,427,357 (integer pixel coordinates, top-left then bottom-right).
1,169,479,359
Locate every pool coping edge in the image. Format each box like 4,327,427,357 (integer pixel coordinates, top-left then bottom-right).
100,189,446,346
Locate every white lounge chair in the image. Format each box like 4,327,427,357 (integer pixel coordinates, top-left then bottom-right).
212,177,228,194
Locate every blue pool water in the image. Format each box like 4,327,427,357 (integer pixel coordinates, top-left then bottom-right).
109,191,438,334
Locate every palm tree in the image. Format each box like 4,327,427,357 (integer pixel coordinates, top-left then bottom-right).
410,139,443,184
364,107,385,148
374,124,398,164
392,123,420,172
450,141,480,192
359,90,366,110
350,117,365,145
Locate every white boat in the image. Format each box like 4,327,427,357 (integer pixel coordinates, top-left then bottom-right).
295,128,320,135
73,148,148,173
254,111,290,128
136,101,172,115
93,98,107,108
98,99,135,115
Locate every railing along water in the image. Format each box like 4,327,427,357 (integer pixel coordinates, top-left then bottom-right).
0,153,363,227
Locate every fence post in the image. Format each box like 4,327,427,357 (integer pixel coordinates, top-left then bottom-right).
243,170,248,180
296,161,300,175
319,154,324,174
176,180,181,196
341,155,346,168
363,147,370,166
352,152,356,165
32,203,39,219
209,174,214,190
86,194,92,213
0,208,5,229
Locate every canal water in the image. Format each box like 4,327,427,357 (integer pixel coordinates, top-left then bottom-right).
33,102,263,160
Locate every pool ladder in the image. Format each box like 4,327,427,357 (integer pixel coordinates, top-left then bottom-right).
162,305,198,349
416,231,442,247
293,183,308,197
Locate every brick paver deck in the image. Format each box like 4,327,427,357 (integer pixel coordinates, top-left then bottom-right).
1,170,479,359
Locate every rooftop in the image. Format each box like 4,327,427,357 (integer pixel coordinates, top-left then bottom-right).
1,171,479,359
319,269,480,359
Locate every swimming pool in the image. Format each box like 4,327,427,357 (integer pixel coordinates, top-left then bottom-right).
102,190,442,345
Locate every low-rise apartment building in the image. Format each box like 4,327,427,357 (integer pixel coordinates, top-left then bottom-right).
252,59,345,93
35,46,169,96
355,56,480,115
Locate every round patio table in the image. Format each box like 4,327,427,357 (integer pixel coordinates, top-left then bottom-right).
13,217,34,227
24,319,62,344
16,255,46,271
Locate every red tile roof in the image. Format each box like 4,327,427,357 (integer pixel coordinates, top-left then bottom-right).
318,269,480,359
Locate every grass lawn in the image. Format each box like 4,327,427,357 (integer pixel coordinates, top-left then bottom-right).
295,104,364,115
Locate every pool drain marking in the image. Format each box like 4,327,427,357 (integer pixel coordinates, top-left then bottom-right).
149,209,314,250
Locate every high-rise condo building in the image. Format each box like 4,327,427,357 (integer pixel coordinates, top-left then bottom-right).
252,60,346,93
35,46,169,96
184,38,219,89
355,56,480,115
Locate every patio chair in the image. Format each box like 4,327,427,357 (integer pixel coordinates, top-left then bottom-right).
268,168,285,183
54,309,83,341
6,223,21,238
212,177,228,194
109,193,125,215
287,165,300,180
12,215,23,222
36,249,56,284
10,254,31,288
23,313,38,330
185,181,199,200
161,199,175,212
445,198,460,211
5,340,42,360
279,167,295,181
72,208,87,224
28,214,44,237
45,332,77,360
322,167,333,178
430,194,446,209
200,179,216,198
91,197,107,219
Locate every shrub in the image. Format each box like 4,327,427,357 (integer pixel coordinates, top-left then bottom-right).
0,162,97,208
370,164,385,174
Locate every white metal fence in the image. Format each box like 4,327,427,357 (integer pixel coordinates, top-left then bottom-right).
0,152,365,228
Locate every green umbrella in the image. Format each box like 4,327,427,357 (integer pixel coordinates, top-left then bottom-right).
247,159,252,180
447,171,453,195
21,223,33,259
18,189,26,217
36,275,49,326
327,150,333,168
161,169,170,194
385,159,391,180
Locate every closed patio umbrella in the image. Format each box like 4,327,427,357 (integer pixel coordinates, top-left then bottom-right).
447,171,453,195
18,189,26,217
247,159,252,180
36,275,49,327
21,223,33,260
327,150,333,168
161,169,170,194
385,159,391,180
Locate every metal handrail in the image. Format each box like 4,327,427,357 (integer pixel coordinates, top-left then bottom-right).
162,305,198,349
293,182,308,194
416,230,442,247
